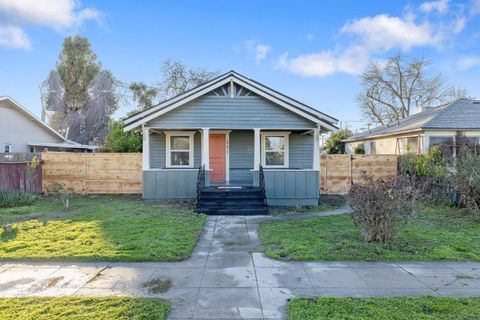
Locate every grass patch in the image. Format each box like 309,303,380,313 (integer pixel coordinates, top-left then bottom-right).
260,206,480,261
0,297,169,320
0,196,205,262
288,296,480,320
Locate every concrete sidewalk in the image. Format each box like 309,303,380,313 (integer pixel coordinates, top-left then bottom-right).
1,215,480,319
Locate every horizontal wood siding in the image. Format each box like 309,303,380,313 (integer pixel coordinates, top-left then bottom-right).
143,169,198,200
149,131,201,169
262,170,319,205
289,134,313,169
42,153,142,194
147,95,316,129
229,130,253,182
320,154,398,195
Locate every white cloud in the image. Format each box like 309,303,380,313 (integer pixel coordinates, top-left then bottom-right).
0,0,100,50
276,47,368,77
277,14,441,77
243,39,271,63
341,14,441,52
306,32,315,41
254,44,270,63
0,25,30,49
457,55,480,70
420,0,449,14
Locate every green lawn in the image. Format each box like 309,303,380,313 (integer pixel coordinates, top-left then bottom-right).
0,196,205,262
0,297,169,320
260,206,480,261
269,196,346,216
288,297,480,320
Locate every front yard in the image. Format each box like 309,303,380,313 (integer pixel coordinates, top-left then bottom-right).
0,196,205,262
260,206,480,261
288,296,480,320
0,297,169,320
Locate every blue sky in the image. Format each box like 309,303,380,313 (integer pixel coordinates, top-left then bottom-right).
0,0,479,131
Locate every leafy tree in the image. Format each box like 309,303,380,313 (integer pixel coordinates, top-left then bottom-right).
324,129,353,154
356,54,466,126
101,120,142,152
41,36,121,144
57,36,101,112
129,81,159,111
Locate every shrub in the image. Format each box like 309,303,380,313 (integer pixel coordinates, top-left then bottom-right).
348,174,421,243
0,190,36,208
455,146,480,218
354,145,365,154
51,182,72,208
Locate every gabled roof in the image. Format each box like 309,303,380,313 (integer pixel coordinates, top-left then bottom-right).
0,96,97,149
123,70,338,132
345,98,480,142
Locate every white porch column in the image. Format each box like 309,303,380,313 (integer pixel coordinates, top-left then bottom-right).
202,128,210,170
253,128,261,170
313,127,320,170
142,125,150,170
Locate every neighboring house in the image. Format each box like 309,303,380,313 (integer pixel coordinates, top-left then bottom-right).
344,98,480,156
0,96,97,153
124,71,338,209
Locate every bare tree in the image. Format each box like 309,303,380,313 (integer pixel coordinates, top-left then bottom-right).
158,59,219,98
356,55,466,126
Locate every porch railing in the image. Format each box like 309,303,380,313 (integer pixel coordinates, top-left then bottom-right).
196,165,206,211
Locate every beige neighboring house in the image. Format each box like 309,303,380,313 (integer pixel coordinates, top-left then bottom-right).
0,96,97,153
344,98,480,156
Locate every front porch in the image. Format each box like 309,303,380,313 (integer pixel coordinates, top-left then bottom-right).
142,127,321,207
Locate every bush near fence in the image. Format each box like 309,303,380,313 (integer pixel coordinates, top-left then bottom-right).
42,152,142,194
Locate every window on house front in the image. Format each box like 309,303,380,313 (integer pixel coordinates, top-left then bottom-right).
261,132,289,168
166,132,195,168
429,136,455,158
397,137,419,154
4,144,11,153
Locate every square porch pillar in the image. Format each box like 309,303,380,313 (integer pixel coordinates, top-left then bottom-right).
253,128,261,187
201,128,210,186
313,127,320,170
142,125,150,170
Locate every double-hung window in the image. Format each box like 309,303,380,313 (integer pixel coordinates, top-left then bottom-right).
165,132,195,168
261,132,289,168
4,144,11,153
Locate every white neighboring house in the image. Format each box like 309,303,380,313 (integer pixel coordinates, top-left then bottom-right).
0,96,97,153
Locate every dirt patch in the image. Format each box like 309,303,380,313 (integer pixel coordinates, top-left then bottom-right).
29,276,65,292
142,277,172,294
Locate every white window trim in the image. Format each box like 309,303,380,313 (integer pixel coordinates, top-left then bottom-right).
165,131,195,168
4,144,12,153
261,132,290,168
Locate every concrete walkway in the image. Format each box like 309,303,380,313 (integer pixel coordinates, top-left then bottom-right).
1,214,480,319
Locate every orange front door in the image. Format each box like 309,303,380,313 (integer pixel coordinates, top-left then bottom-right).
209,134,226,181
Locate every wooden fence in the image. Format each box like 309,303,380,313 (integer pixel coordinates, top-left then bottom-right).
320,154,398,195
42,152,142,194
0,161,42,192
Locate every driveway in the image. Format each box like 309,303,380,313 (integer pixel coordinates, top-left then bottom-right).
1,214,480,319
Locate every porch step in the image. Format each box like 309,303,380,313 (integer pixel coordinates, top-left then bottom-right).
196,207,268,215
196,186,268,215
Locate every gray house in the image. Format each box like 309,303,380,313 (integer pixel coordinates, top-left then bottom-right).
124,71,337,213
0,96,97,153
